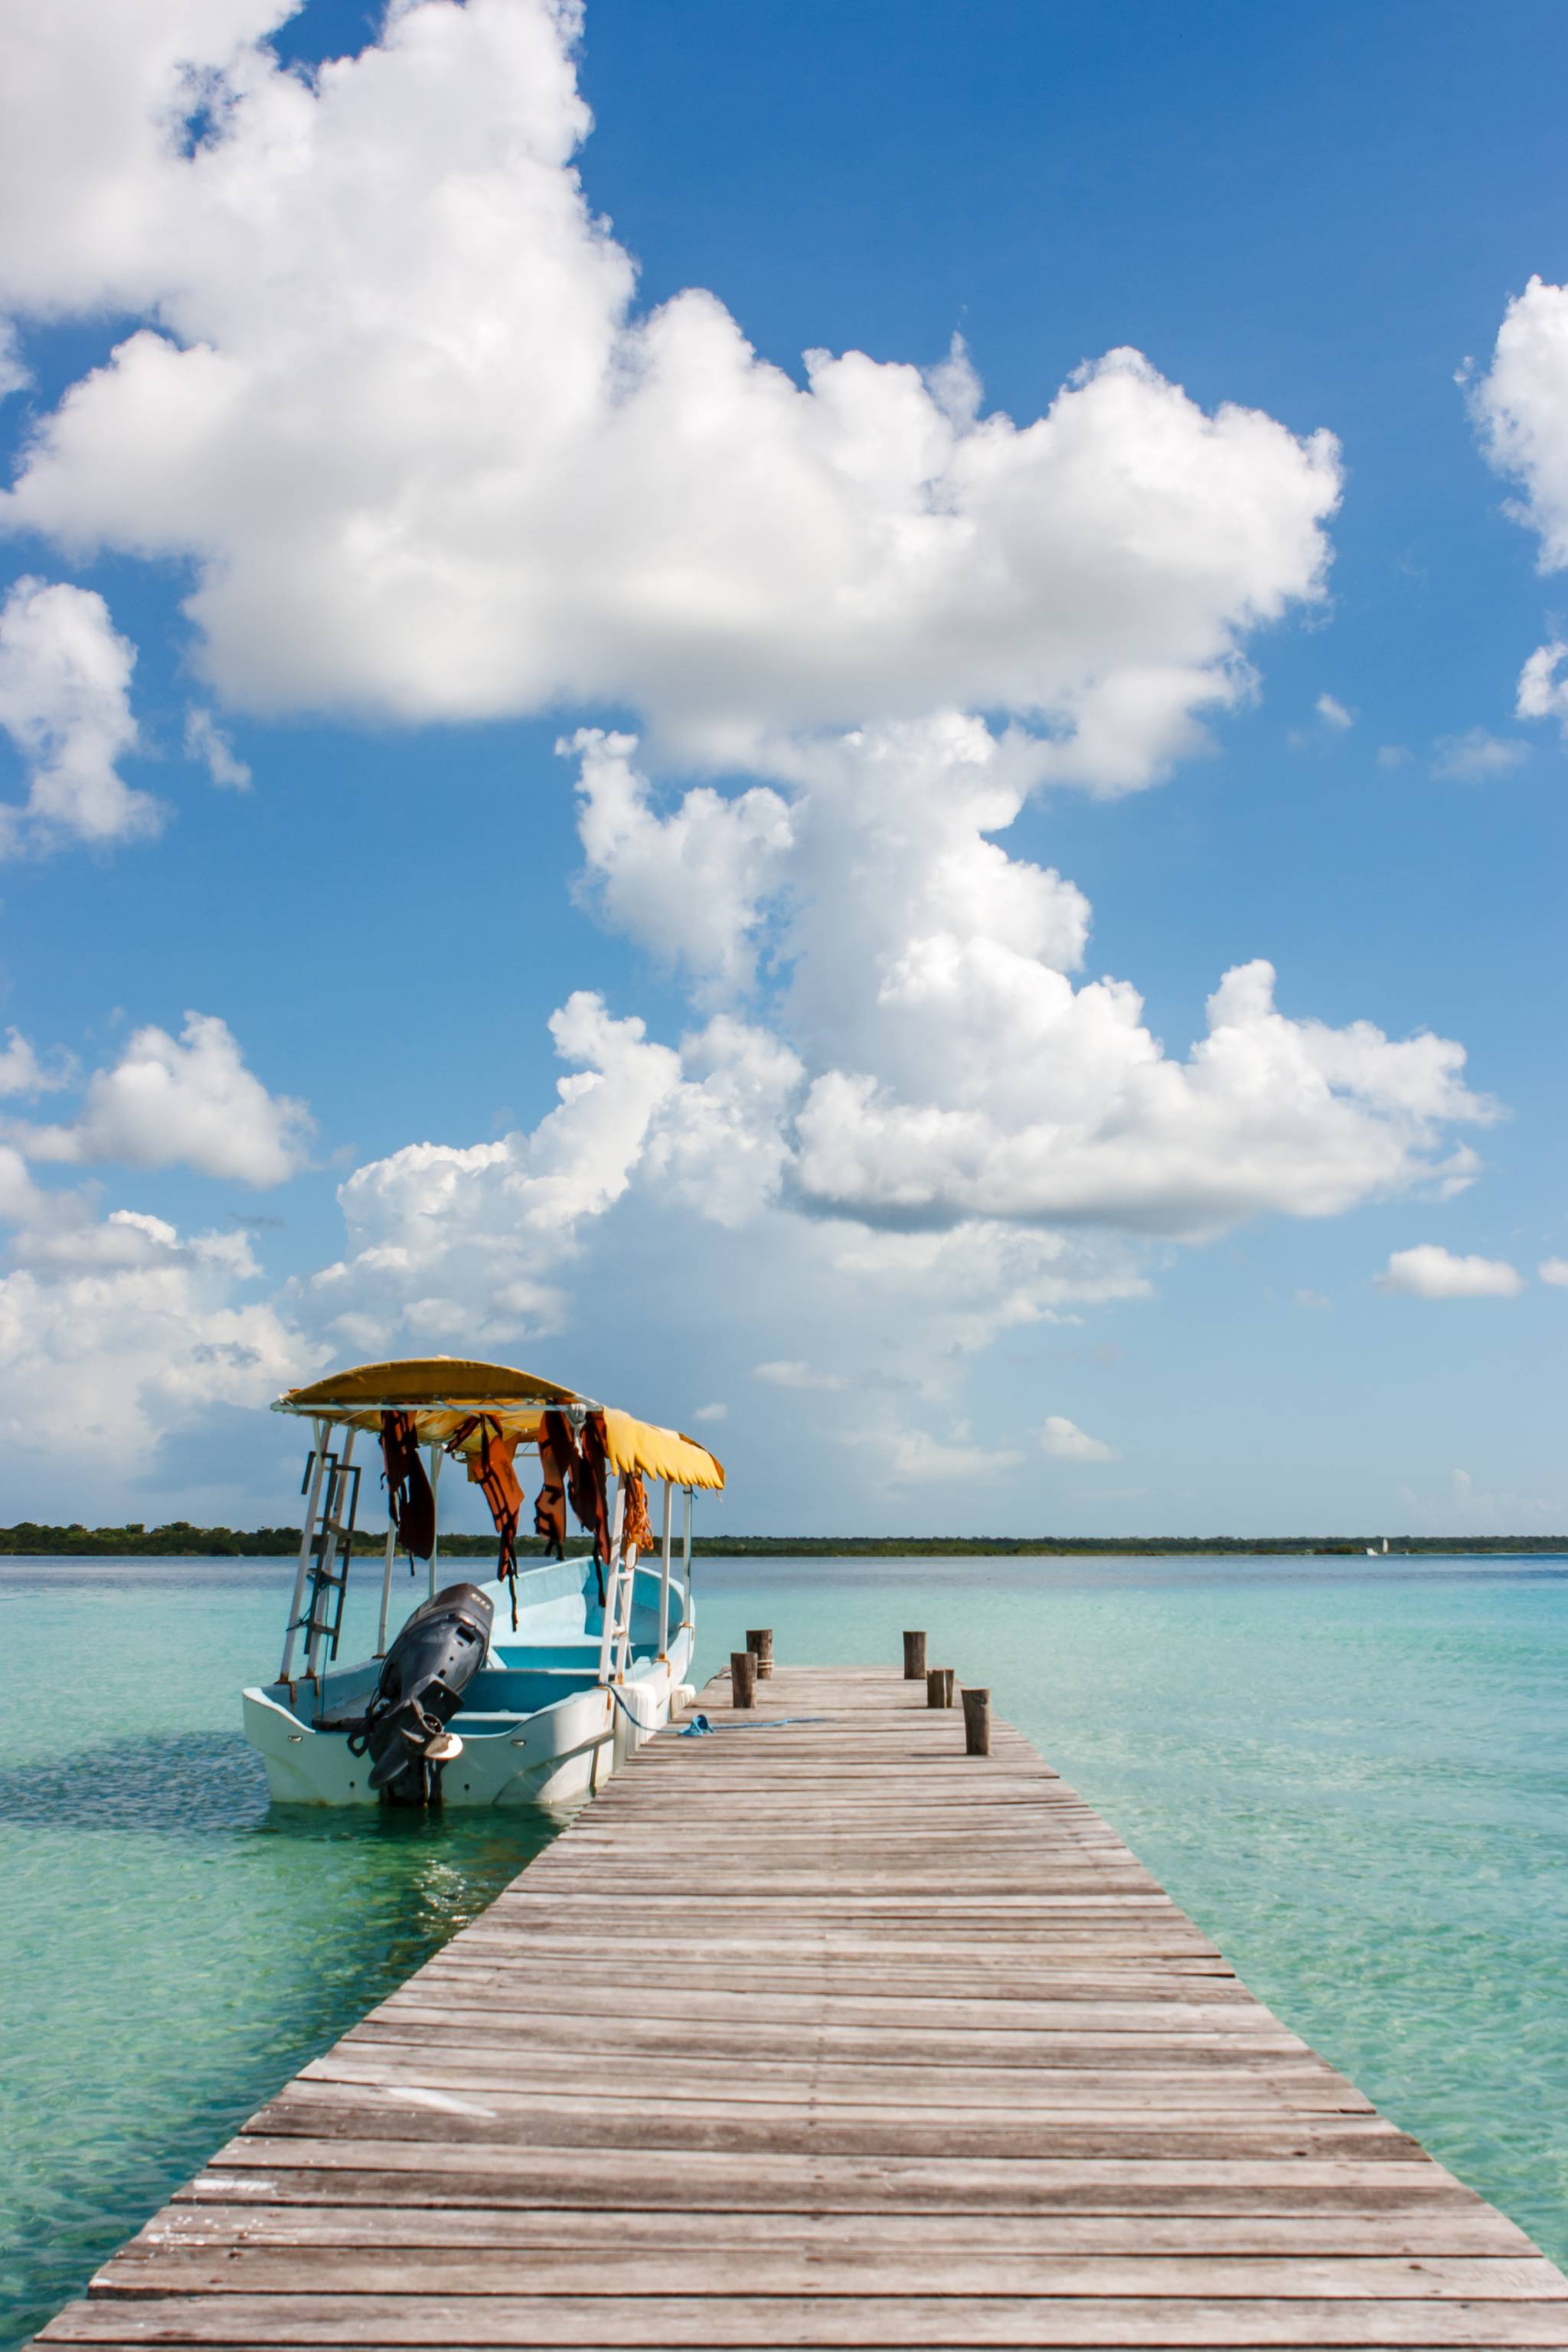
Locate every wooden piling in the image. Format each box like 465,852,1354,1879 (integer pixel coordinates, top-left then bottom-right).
746,1628,774,1679
729,1648,757,1708
901,1628,926,1678
926,1664,956,1707
962,1683,991,1753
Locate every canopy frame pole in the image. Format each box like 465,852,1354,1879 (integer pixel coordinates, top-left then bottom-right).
657,1478,673,1662
426,1446,443,1600
596,1478,626,1685
681,1485,694,1630
375,1518,397,1658
280,1418,328,1682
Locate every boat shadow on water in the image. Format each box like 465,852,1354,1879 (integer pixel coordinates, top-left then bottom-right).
0,1727,576,1865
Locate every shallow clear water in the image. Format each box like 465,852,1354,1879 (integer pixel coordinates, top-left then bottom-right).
2,1550,1566,2346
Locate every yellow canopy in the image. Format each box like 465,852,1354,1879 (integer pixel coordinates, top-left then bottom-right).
600,1408,724,1492
273,1356,725,1491
283,1356,583,1411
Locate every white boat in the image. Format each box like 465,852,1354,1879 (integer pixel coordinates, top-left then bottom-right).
242,1356,723,1808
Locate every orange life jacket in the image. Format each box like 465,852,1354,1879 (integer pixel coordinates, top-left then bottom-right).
620,1469,654,1555
447,1414,524,1627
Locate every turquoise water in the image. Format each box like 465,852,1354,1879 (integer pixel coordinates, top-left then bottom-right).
2,1551,1566,2346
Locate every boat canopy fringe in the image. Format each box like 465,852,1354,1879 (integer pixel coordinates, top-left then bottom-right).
274,1356,725,1491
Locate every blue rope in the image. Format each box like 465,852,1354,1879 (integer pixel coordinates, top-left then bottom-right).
679,1711,830,1736
603,1682,657,1732
602,1684,831,1738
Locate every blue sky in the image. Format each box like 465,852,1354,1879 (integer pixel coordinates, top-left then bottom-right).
0,0,1563,1535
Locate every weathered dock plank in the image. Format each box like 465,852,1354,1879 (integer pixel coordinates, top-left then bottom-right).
30,1663,1568,2350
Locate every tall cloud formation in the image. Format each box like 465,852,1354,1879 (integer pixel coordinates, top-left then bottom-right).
568,719,1494,1236
1,0,1338,779
0,0,1507,1493
309,715,1494,1389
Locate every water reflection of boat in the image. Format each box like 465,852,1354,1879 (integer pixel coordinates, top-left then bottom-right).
241,1356,723,1808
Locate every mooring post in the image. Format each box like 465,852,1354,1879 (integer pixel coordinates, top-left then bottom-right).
962,1686,991,1754
730,1648,757,1709
903,1629,927,1679
746,1628,774,1679
926,1665,955,1708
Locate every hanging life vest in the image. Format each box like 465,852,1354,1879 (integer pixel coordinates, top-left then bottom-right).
534,1408,612,1606
620,1468,654,1556
380,1410,435,1560
534,1409,572,1562
570,1410,613,1603
446,1414,524,1629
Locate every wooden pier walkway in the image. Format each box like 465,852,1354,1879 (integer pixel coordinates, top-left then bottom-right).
32,1663,1568,2347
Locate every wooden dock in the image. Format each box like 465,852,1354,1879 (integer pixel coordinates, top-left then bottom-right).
32,1662,1568,2347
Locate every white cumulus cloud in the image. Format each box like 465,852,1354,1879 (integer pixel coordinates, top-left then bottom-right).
1040,1414,1118,1462
855,1419,1024,1487
1472,276,1568,736
0,1198,310,1468
1316,693,1353,729
310,992,679,1356
0,0,1338,779
185,705,251,790
1377,1244,1524,1300
570,728,791,995
1430,727,1527,780
15,1011,312,1186
0,1028,72,1096
1539,1258,1568,1287
1516,642,1568,733
1473,276,1568,570
0,578,163,851
555,719,1497,1246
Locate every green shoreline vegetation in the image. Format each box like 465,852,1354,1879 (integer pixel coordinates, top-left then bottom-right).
2,1521,1563,1558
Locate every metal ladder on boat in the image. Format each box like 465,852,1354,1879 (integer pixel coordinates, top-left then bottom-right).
596,1540,639,1685
301,1448,361,1680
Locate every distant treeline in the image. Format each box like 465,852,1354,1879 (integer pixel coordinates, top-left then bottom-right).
2,1521,1563,1558
695,1534,1568,1557
0,1521,503,1558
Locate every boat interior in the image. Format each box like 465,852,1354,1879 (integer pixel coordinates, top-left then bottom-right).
269,1553,684,1732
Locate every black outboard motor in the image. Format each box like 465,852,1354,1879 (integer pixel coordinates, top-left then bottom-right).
351,1581,494,1805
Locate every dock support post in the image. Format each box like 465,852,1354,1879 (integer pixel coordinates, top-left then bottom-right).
926,1665,955,1707
962,1686,991,1754
730,1649,757,1709
746,1628,774,1678
902,1629,927,1679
